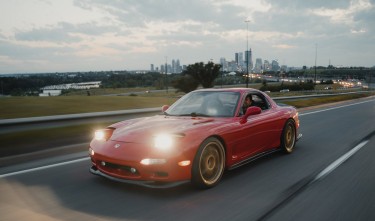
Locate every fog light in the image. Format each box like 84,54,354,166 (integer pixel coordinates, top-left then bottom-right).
130,168,137,173
178,160,191,167
101,161,106,166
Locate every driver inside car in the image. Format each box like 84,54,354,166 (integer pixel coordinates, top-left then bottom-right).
242,94,253,114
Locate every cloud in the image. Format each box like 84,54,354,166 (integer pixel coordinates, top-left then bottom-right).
309,0,373,25
272,44,296,49
1,0,375,73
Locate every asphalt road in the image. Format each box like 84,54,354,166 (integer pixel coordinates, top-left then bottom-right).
0,98,374,221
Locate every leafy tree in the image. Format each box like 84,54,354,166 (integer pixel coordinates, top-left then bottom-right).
171,75,199,93
183,61,221,88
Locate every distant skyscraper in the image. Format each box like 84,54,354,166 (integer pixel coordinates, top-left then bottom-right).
263,60,271,71
245,49,253,71
271,60,280,71
220,57,227,71
238,52,244,68
172,59,176,73
176,59,181,73
254,58,263,73
235,53,239,65
150,64,154,72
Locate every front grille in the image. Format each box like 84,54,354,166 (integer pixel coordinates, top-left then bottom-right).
98,160,140,177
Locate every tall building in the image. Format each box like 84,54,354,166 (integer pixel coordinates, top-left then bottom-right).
238,52,244,68
176,59,181,73
271,60,280,71
245,49,253,71
150,64,154,72
264,60,271,71
220,57,227,71
172,59,176,73
235,53,239,65
254,58,263,73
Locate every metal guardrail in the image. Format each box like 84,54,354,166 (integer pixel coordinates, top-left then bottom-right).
0,91,372,126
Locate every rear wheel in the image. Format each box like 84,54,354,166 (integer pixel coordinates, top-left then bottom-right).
281,119,296,154
192,137,225,189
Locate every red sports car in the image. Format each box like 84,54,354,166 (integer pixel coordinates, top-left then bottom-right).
89,88,302,188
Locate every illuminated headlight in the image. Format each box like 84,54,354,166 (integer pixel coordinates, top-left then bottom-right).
94,128,114,141
154,134,173,150
95,130,106,140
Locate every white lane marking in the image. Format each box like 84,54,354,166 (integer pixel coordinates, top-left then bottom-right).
1,98,374,178
299,99,374,116
313,140,369,181
0,157,89,178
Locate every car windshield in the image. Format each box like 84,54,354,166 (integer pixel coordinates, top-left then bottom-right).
165,91,240,117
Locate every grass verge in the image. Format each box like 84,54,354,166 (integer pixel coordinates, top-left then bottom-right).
282,93,374,108
0,94,179,119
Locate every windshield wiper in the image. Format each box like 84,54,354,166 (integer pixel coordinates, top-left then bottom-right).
178,112,210,117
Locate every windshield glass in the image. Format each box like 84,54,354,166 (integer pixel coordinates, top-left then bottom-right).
166,91,240,117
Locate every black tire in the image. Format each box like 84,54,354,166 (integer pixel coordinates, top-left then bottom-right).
280,119,296,154
192,137,225,189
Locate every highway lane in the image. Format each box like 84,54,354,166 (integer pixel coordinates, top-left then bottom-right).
0,98,374,221
266,136,375,221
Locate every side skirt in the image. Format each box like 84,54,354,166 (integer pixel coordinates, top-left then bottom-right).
228,149,280,170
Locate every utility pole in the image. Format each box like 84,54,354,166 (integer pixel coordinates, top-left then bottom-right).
314,43,317,84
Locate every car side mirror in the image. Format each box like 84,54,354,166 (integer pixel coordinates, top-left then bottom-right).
162,105,170,113
240,106,262,124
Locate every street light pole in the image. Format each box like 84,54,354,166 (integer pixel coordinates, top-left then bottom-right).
165,56,168,93
314,44,317,84
245,19,250,88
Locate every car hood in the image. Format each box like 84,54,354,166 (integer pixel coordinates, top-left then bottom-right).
109,115,217,143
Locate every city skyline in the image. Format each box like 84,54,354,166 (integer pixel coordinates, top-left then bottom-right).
0,0,374,74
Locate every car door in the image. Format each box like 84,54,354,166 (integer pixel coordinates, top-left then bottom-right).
230,93,278,162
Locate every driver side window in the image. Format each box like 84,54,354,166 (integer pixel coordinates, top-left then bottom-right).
240,93,270,116
252,94,270,110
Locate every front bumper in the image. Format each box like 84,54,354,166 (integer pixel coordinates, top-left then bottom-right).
90,165,189,188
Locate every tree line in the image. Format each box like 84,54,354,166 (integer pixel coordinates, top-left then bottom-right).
1,66,373,96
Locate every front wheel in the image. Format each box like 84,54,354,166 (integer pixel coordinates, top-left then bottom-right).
192,137,225,189
281,119,296,154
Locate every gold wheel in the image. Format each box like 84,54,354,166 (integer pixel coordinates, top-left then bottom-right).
192,138,225,188
282,120,296,153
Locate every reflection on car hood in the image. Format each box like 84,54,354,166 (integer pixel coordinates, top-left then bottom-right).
110,115,215,143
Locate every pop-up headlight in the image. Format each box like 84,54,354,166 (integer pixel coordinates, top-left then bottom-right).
154,133,185,150
154,134,173,150
94,128,115,141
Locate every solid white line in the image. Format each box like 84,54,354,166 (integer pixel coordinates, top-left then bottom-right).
299,99,374,116
313,140,369,181
0,157,90,178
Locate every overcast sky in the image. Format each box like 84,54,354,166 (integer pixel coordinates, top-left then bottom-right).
0,0,374,74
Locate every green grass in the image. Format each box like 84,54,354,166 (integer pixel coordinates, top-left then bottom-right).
282,93,374,108
0,94,179,119
63,87,154,96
